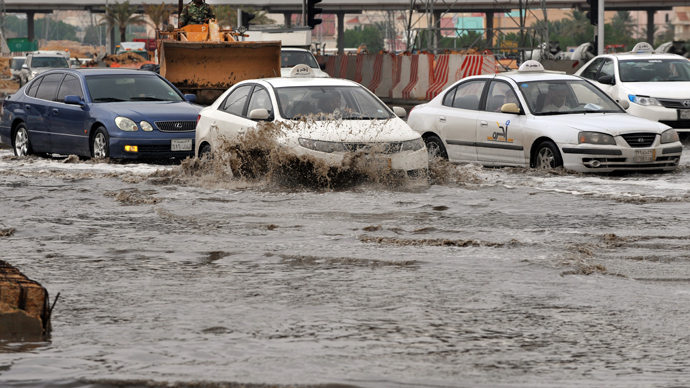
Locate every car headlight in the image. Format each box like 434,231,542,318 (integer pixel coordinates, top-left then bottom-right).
400,138,425,152
578,131,616,145
661,128,679,144
140,121,154,132
628,95,662,106
31,71,37,76
115,117,138,132
298,138,348,153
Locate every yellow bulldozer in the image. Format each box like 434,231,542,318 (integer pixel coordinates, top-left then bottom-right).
156,21,281,104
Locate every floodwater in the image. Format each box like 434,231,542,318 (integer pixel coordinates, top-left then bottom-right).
2,141,690,388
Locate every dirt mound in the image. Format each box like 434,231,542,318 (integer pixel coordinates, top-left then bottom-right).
82,52,153,68
40,40,99,59
0,57,12,78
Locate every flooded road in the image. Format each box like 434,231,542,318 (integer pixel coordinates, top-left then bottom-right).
2,145,690,388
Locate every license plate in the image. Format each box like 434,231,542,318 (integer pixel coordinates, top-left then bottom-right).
365,157,392,171
680,109,690,120
171,139,192,151
633,149,654,163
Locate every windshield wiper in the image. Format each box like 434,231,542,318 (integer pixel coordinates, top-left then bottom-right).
94,97,125,102
538,111,572,116
129,97,168,101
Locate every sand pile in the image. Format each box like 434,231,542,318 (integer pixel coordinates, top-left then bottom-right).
0,57,13,78
40,40,100,59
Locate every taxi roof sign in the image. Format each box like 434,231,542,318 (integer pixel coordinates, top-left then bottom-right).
288,64,316,78
518,60,545,72
631,42,654,53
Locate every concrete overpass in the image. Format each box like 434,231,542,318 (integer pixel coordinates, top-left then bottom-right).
4,0,684,52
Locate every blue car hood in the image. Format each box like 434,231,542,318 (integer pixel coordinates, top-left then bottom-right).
100,101,202,121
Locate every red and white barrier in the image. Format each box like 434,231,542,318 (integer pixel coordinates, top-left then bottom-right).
354,54,365,83
388,55,403,98
390,54,433,100
325,56,337,78
367,53,396,99
427,54,497,100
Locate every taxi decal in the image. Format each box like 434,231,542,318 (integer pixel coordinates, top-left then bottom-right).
489,120,514,143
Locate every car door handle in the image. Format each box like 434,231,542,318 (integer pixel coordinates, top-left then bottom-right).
439,115,446,123
480,121,488,127
25,105,31,110
52,108,59,114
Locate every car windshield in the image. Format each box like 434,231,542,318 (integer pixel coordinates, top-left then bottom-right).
276,85,395,120
32,56,69,68
519,80,624,115
11,58,25,70
85,74,184,103
281,51,319,68
618,58,690,82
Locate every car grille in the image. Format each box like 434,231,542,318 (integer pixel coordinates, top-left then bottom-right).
155,121,197,132
343,142,407,154
657,98,690,109
620,133,656,148
659,120,690,129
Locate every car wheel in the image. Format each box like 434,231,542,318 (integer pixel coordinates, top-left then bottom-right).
199,143,212,159
533,141,563,169
13,124,32,157
91,127,110,159
424,135,448,159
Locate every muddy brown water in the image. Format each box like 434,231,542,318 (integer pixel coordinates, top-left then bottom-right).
1,140,690,388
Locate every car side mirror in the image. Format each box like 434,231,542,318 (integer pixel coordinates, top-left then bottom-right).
184,94,197,103
22,64,28,69
597,75,614,85
64,95,85,106
319,63,326,71
393,106,406,117
248,108,270,120
618,99,630,110
500,103,520,114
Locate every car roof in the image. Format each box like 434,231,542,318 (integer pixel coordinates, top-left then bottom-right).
70,68,157,76
606,52,687,60
263,77,359,88
281,48,310,52
494,71,580,83
29,54,68,58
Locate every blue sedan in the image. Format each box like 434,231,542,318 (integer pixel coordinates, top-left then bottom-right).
0,68,202,159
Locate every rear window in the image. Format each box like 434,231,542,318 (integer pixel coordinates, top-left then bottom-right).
31,56,69,68
34,73,65,101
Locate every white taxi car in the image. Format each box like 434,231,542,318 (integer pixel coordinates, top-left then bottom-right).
407,60,682,173
195,65,427,176
280,48,329,78
575,42,690,134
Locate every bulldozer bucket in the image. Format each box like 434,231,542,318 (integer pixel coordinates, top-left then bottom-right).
159,40,281,104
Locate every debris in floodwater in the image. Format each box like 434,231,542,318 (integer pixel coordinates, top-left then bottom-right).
362,225,381,232
0,228,15,237
62,155,80,164
104,188,162,206
358,235,520,247
280,254,417,267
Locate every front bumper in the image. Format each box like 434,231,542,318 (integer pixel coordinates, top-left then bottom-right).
292,145,429,174
109,137,195,159
561,144,682,173
627,104,690,133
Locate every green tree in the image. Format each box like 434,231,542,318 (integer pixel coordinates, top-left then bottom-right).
83,24,107,46
344,26,383,53
213,5,276,29
655,21,676,47
143,2,174,30
101,0,146,43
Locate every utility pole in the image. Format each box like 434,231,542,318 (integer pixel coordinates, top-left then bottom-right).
597,0,604,55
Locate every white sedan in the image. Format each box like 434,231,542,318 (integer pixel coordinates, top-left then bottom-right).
407,60,683,173
195,65,428,177
575,42,690,134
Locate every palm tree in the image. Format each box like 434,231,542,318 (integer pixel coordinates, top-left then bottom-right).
101,0,147,43
611,11,636,38
143,2,174,30
562,11,590,37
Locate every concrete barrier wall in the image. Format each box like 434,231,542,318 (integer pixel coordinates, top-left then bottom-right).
360,54,378,88
325,56,337,78
368,53,395,98
354,54,365,83
390,54,433,100
388,55,404,98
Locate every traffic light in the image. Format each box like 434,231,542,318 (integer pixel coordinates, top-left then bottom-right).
586,0,598,25
239,9,255,29
306,0,323,29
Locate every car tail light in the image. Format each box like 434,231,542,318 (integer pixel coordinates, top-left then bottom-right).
197,115,201,125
